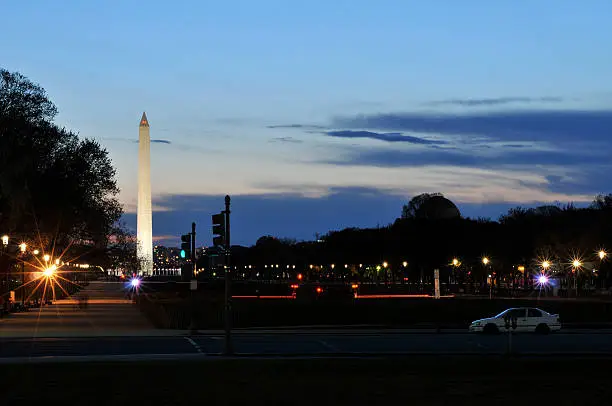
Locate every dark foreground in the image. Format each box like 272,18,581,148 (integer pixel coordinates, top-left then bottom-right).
3,331,612,359
2,357,610,405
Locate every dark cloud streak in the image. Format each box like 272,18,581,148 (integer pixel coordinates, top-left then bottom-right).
122,189,577,246
332,109,612,142
325,130,445,144
267,124,327,130
426,96,564,106
270,136,303,143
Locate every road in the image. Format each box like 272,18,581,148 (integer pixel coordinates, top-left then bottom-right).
2,330,612,362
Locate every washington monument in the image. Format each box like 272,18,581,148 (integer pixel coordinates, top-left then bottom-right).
137,112,153,275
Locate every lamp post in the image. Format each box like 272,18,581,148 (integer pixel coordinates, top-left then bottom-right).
451,258,459,285
482,257,491,299
572,259,581,297
2,235,8,296
598,250,607,289
19,243,26,304
382,261,388,284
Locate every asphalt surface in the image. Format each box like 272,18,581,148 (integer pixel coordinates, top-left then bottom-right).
2,331,612,361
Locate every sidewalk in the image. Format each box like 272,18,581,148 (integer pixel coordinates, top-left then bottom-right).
0,281,164,338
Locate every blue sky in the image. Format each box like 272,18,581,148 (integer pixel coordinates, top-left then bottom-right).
3,0,612,246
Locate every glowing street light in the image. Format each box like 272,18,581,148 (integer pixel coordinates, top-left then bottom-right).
33,249,40,255
43,265,57,277
43,254,50,262
570,258,582,295
541,261,551,270
452,258,459,267
599,250,607,260
482,257,490,265
402,261,408,267
1,235,8,246
19,242,27,253
538,274,549,285
382,262,388,268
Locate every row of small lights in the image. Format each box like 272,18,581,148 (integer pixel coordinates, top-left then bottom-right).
473,250,607,271
2,234,97,278
8,235,606,275
231,262,400,269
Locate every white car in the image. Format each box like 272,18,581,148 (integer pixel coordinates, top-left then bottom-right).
469,307,561,334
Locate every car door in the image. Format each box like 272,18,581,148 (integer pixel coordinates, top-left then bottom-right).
527,308,544,332
509,308,528,332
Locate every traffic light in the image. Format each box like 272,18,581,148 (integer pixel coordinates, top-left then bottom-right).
181,233,191,259
212,212,226,247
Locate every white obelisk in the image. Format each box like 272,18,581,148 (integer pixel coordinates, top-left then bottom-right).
137,112,153,276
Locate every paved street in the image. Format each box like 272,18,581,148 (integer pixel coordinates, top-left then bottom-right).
2,331,612,362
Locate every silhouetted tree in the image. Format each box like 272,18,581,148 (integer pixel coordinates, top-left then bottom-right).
0,69,122,254
401,193,444,218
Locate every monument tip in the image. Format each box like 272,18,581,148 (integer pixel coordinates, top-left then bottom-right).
140,112,149,127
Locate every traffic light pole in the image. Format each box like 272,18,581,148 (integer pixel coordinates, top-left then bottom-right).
224,195,233,355
191,222,196,277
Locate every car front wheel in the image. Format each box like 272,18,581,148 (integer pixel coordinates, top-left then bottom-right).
483,323,499,334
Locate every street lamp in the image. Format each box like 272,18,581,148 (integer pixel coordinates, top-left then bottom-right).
450,258,460,285
43,254,50,262
19,243,27,303
599,250,607,260
1,235,8,295
541,261,550,270
482,257,491,299
43,265,56,278
571,259,582,297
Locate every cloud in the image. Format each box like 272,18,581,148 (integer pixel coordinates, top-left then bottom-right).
267,124,327,130
153,235,177,242
332,109,612,143
121,188,593,246
324,145,601,169
325,130,446,145
270,136,303,143
122,188,405,245
425,96,565,107
128,139,171,144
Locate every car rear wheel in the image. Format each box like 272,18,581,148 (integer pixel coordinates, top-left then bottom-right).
483,323,499,334
535,323,550,334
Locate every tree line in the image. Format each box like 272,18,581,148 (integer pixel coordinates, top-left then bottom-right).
222,193,612,286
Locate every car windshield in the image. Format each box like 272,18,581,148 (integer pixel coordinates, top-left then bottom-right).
494,309,510,318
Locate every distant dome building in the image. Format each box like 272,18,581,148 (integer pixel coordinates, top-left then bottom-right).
415,195,461,219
